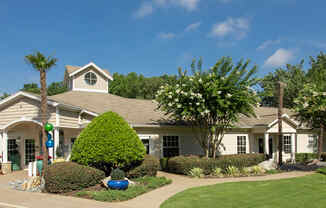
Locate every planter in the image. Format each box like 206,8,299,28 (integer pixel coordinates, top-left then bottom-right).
107,180,129,190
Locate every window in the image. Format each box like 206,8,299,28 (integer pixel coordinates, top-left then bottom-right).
163,136,179,157
142,139,150,154
308,135,318,153
84,72,97,85
237,136,246,154
283,135,292,153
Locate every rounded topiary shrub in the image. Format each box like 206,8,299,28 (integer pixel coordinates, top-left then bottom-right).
44,162,105,193
128,155,160,178
71,111,146,174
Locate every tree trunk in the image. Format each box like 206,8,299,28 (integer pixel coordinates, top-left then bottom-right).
40,70,48,175
318,123,324,160
278,82,284,166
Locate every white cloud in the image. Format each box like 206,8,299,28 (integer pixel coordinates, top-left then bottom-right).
158,32,176,39
257,39,281,50
210,17,250,40
185,22,201,32
133,2,154,18
155,0,200,11
264,48,294,68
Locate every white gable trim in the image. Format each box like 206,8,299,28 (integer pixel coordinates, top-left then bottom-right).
69,62,113,81
267,114,298,128
0,91,58,107
1,118,43,131
72,88,108,93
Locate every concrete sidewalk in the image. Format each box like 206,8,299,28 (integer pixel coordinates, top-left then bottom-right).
0,171,314,208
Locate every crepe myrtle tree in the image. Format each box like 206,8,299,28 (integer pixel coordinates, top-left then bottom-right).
156,57,260,158
294,84,326,160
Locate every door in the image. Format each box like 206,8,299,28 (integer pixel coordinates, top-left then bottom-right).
269,137,273,159
8,139,21,170
25,139,35,166
258,138,264,154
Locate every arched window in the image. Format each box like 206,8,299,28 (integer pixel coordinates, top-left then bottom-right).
84,72,97,85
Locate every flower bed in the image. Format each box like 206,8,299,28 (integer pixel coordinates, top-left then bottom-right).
73,176,171,202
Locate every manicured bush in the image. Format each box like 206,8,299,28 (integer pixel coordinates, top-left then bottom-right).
225,166,240,176
44,162,105,193
295,153,318,163
71,111,146,174
128,155,160,178
111,168,125,180
167,154,265,175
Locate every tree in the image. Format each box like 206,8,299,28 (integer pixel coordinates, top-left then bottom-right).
25,52,57,173
156,57,260,158
294,84,326,160
21,83,41,94
47,81,68,96
259,61,306,108
0,93,10,100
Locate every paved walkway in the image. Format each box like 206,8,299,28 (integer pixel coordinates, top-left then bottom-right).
0,171,314,208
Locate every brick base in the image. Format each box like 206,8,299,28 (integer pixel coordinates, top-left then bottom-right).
1,162,12,175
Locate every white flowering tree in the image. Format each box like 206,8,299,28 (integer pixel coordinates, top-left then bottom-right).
156,57,260,158
294,84,326,160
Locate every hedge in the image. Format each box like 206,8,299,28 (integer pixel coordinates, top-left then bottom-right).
44,162,105,193
295,153,326,163
166,154,265,175
71,111,146,174
128,155,160,178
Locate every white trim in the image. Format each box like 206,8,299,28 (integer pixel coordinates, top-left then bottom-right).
268,114,299,128
56,107,60,127
68,62,113,81
1,118,43,131
2,131,8,163
72,88,108,93
0,91,58,107
81,109,99,117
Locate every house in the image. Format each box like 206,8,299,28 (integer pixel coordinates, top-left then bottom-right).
0,62,322,173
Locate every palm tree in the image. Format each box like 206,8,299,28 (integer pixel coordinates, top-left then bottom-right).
25,52,57,174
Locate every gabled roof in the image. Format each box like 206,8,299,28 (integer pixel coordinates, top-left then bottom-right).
65,62,113,81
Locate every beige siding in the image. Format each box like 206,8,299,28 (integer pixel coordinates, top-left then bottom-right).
267,120,296,133
219,133,250,155
0,97,56,128
73,67,108,92
81,114,95,125
297,133,316,153
59,109,79,128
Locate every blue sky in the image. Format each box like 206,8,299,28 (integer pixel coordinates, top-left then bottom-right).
1,0,326,94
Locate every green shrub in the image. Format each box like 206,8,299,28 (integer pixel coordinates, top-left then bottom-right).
128,155,160,178
111,168,125,180
188,167,204,178
71,111,146,174
44,162,105,193
252,165,265,175
295,153,318,164
167,154,265,175
225,166,240,176
212,167,222,177
241,167,252,176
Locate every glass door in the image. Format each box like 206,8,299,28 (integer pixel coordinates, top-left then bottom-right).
25,139,35,166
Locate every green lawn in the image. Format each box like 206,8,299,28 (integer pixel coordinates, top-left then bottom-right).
161,174,326,208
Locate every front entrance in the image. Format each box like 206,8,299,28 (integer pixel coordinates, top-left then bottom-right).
258,138,264,154
25,139,35,166
8,139,21,170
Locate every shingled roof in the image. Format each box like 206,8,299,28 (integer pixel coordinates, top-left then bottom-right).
49,91,296,127
65,65,112,78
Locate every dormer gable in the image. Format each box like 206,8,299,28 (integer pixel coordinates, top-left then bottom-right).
64,62,113,93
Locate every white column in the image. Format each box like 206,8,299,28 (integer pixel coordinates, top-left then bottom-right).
0,132,2,163
291,133,296,161
2,131,8,163
264,133,269,156
54,127,60,159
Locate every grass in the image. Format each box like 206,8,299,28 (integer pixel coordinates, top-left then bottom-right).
75,176,171,202
161,173,326,208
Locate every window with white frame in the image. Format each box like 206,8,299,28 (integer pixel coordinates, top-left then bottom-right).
237,136,246,154
163,136,179,157
283,135,292,153
84,72,97,85
308,135,318,153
